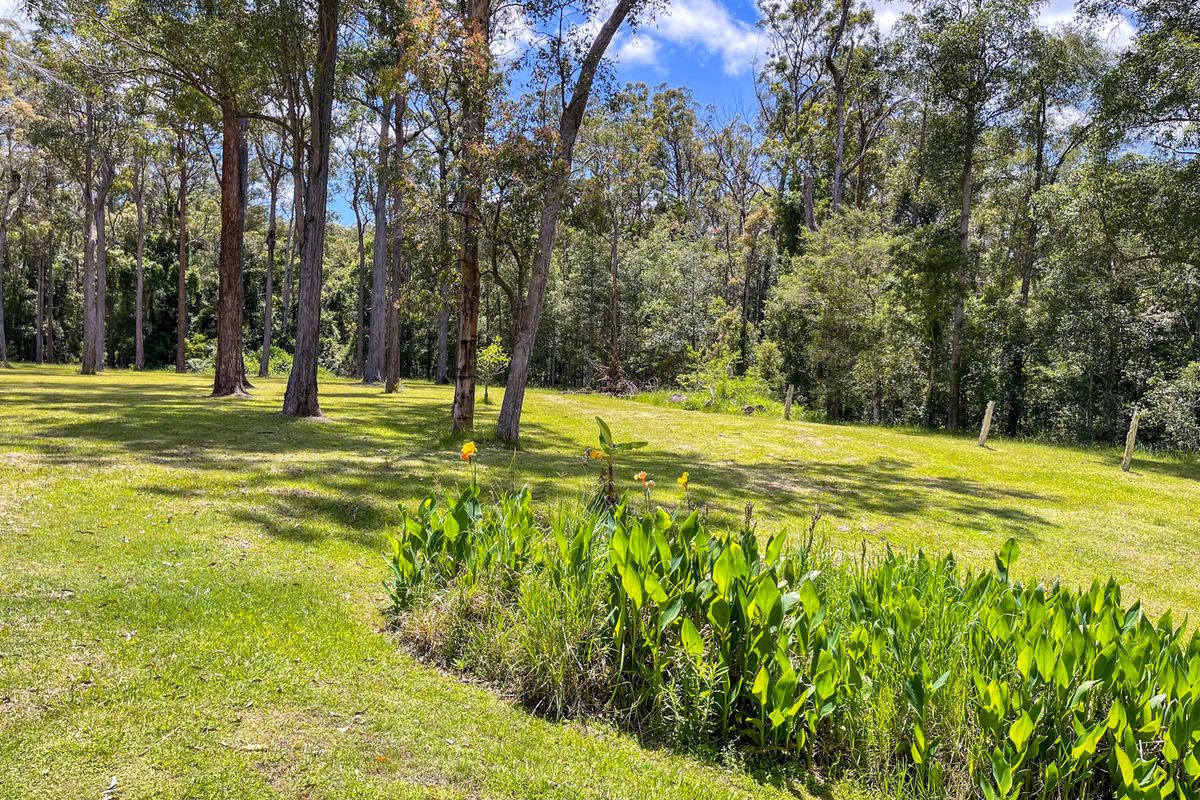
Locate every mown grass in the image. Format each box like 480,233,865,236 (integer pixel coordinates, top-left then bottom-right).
2,364,1198,799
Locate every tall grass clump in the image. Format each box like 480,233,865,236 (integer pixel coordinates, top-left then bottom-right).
385,424,1200,799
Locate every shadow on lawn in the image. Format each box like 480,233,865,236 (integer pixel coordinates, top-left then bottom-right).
12,376,1058,551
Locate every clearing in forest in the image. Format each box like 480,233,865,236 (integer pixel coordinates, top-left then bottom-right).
2,365,1198,799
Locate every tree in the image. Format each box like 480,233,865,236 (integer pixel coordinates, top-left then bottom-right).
476,336,508,403
907,0,1039,430
282,0,341,417
254,129,286,377
496,0,652,443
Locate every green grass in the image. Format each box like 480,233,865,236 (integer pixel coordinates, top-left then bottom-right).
2,364,1198,799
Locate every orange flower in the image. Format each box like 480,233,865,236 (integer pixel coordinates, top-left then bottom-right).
634,471,648,486
460,441,477,461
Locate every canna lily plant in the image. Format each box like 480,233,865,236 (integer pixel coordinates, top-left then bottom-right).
586,417,646,508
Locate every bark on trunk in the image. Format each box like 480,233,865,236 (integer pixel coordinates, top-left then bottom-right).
212,105,251,396
0,162,18,368
259,166,279,378
826,0,852,214
354,210,366,379
802,170,817,232
496,0,637,442
608,207,620,355
385,93,407,394
365,96,391,383
283,0,339,417
176,136,189,374
1005,88,1046,436
133,156,145,370
81,115,97,374
947,123,977,432
451,0,491,429
90,153,114,372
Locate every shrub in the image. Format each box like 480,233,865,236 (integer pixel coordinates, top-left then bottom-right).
1141,363,1200,453
477,338,510,404
385,421,1200,798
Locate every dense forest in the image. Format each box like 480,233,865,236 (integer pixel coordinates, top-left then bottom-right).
0,0,1196,447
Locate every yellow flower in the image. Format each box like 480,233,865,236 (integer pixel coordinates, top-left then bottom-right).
460,441,477,461
634,470,648,486
676,471,689,489
585,448,606,460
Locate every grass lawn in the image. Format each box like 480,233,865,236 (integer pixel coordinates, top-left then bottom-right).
2,365,1198,799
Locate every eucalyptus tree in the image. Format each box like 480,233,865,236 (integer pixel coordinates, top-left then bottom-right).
905,0,1040,430
281,0,341,417
0,23,34,368
24,18,126,374
252,126,286,377
496,0,660,443
80,0,284,394
579,85,659,356
1002,27,1106,434
756,0,831,249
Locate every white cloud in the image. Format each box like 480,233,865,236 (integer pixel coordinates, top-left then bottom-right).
615,34,662,68
618,0,767,75
869,0,1133,51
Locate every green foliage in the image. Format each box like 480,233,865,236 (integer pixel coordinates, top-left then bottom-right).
389,482,1200,797
1141,363,1200,454
477,338,510,403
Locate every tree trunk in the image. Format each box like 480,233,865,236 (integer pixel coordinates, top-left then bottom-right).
354,213,366,379
212,104,251,397
81,114,97,375
35,238,44,365
385,92,407,394
283,103,305,344
0,230,8,368
496,0,636,443
1005,87,1046,436
826,0,851,214
435,289,449,384
176,135,189,374
451,0,491,429
608,207,620,355
947,123,977,432
0,162,18,368
434,146,451,385
365,96,391,383
133,156,145,370
283,0,339,417
802,170,817,232
259,169,279,378
93,155,113,372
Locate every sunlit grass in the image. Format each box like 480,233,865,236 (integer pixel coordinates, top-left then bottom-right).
2,364,1198,798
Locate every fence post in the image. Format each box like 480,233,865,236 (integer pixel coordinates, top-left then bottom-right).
1122,410,1140,472
783,384,794,421
978,400,995,447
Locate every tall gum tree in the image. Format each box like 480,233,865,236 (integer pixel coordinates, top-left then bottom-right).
282,0,341,417
496,0,654,443
79,0,286,395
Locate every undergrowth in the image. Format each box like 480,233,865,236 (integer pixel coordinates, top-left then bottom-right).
384,422,1200,799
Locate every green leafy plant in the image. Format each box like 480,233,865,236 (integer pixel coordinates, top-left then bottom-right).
385,422,1200,798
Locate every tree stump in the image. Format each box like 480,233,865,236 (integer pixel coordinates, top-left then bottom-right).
1122,410,1140,472
978,400,995,447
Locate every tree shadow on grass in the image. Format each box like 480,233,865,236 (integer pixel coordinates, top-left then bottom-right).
11,377,1058,552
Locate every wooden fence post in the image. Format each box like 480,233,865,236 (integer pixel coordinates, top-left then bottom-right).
783,384,794,421
978,400,995,447
1122,410,1140,472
